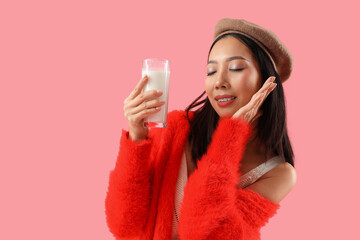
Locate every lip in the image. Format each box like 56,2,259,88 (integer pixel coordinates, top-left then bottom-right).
215,94,236,100
215,94,237,108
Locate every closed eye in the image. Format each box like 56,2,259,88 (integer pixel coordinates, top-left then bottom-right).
207,68,245,76
230,68,245,72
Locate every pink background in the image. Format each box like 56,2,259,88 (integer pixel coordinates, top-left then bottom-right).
1,0,359,239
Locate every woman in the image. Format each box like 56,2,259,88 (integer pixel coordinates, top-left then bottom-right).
105,18,297,240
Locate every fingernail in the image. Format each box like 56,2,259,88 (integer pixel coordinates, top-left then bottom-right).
157,90,163,94
272,77,276,82
160,101,166,104
269,83,276,90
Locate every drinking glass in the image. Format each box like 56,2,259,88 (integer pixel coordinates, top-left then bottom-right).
142,59,170,128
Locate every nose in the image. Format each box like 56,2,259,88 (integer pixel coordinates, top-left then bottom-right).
215,70,230,89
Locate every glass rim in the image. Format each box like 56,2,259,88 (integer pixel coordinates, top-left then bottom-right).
142,58,170,63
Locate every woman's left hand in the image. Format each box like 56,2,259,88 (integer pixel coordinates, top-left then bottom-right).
232,76,277,126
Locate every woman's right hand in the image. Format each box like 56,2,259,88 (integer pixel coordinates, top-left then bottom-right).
123,75,165,142
232,76,277,126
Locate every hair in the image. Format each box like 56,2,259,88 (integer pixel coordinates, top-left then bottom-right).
185,33,294,168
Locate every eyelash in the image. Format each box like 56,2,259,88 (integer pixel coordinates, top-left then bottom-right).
207,68,244,76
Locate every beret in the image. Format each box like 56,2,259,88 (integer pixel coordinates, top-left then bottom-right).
213,18,293,82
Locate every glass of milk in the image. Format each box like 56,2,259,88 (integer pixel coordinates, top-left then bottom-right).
142,59,170,128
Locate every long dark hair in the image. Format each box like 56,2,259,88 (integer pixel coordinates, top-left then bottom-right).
185,33,294,167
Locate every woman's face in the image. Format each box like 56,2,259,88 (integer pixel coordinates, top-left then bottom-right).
205,36,262,117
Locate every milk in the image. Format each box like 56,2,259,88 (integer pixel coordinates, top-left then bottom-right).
142,70,170,125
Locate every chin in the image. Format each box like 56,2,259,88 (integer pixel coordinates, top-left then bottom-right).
214,109,235,118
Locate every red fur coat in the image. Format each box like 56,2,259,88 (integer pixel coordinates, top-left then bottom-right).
105,110,279,240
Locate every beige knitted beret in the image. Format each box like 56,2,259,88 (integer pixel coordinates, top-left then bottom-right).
213,18,293,82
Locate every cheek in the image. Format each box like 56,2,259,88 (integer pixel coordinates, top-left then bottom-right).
249,68,262,90
204,79,212,96
244,81,259,95
235,85,252,105
233,79,251,94
241,70,261,94
234,77,260,104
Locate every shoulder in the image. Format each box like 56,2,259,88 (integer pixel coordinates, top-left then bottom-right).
246,161,297,204
269,161,297,183
272,162,297,193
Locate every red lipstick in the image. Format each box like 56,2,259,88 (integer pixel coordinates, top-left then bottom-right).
215,95,237,107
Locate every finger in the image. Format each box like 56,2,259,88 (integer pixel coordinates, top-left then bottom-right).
250,90,266,108
129,99,165,116
251,77,273,102
132,106,162,122
253,79,276,105
128,75,149,100
257,82,277,109
265,76,276,84
249,92,265,118
256,76,276,96
242,90,263,117
263,82,277,100
269,82,277,92
127,89,163,109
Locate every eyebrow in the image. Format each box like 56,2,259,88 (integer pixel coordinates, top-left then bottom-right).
207,56,249,65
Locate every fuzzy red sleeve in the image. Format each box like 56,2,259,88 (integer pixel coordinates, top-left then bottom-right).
105,130,154,239
177,117,280,240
